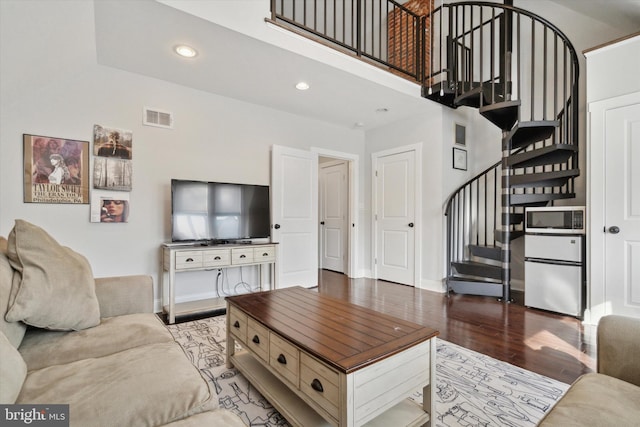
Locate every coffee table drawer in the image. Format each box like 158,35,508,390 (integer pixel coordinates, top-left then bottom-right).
228,306,247,343
300,353,340,421
246,318,269,362
269,333,299,387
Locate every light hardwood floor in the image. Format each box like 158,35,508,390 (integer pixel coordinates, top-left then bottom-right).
316,269,596,385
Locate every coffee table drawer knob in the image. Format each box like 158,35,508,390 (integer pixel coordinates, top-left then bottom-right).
311,378,324,393
277,354,287,365
233,320,240,329
252,335,260,344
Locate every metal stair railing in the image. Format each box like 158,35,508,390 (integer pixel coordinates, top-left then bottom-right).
433,2,580,299
270,0,428,81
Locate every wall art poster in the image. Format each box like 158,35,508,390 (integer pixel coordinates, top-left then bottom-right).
23,134,89,204
90,190,130,223
93,124,132,159
93,157,133,191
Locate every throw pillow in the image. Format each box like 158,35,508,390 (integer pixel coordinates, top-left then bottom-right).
5,220,100,330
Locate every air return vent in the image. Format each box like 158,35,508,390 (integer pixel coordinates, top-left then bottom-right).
143,107,173,129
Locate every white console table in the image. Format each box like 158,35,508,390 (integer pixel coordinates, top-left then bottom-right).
161,243,277,324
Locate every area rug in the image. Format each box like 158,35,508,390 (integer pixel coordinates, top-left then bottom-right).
168,316,569,427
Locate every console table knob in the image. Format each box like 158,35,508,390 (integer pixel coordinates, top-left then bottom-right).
252,335,260,344
311,378,324,393
277,354,287,365
233,321,240,328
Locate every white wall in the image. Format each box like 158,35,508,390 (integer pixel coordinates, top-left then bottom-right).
0,0,365,309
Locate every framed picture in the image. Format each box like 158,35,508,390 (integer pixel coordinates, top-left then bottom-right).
455,123,466,146
453,147,467,171
23,134,89,204
90,190,130,223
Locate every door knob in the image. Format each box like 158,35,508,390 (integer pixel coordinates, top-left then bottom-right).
320,221,325,225
608,226,620,234
274,224,281,229
408,222,414,228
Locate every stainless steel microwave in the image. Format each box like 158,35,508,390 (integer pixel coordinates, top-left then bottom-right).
525,206,585,234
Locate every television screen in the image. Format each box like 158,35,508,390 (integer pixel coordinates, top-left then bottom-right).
171,179,270,242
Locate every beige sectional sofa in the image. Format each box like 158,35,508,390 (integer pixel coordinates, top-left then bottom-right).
538,315,640,426
0,220,245,427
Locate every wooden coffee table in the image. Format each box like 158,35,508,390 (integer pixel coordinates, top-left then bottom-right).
226,287,439,427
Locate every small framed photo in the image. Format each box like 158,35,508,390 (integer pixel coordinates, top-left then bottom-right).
454,123,466,146
453,147,467,171
90,190,130,223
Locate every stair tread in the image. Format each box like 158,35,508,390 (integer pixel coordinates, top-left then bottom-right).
510,192,576,205
479,100,521,130
507,144,577,168
469,245,503,261
449,275,503,284
505,120,559,149
510,168,580,187
452,260,502,280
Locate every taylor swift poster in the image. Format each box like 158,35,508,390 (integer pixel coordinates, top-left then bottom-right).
23,134,89,204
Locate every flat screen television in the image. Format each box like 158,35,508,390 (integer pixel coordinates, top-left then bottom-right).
171,179,270,243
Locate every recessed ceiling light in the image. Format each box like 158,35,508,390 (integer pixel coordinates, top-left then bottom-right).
174,45,198,58
354,122,365,128
295,82,310,91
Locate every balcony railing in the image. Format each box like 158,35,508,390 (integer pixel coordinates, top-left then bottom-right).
270,0,431,80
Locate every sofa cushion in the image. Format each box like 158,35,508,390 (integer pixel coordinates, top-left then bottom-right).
19,313,174,371
0,240,27,347
0,331,27,404
5,220,100,331
17,341,218,426
538,373,640,426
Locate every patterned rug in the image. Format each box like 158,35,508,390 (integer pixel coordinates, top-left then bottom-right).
168,316,569,427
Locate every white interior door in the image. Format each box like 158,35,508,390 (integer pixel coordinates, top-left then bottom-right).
271,145,318,288
604,102,640,317
319,160,348,273
374,149,416,285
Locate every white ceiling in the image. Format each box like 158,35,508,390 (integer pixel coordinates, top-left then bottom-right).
548,0,640,29
94,0,640,131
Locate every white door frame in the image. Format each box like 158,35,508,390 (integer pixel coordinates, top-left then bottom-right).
311,147,360,278
371,143,423,286
586,90,640,325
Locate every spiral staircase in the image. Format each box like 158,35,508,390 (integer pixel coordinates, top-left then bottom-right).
270,0,580,301
424,2,580,301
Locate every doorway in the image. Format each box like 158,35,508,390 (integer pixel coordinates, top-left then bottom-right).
319,158,349,273
313,148,359,278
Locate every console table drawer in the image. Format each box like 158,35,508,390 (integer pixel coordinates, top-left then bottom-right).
300,353,340,421
228,306,248,343
269,333,299,387
232,248,254,265
254,246,275,262
203,249,230,267
247,318,269,362
175,251,203,270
